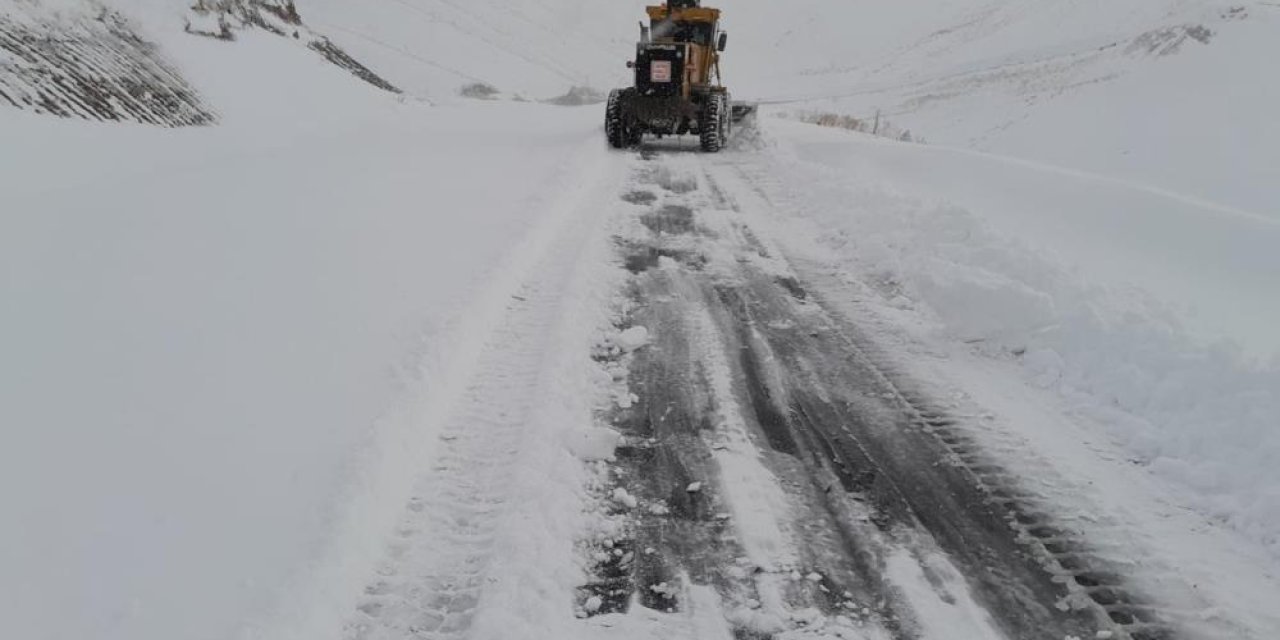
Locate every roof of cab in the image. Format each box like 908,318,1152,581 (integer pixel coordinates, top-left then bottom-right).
646,5,721,23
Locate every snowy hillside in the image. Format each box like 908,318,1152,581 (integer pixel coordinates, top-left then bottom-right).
0,0,214,124
297,0,634,99
286,0,1280,214
735,0,1278,215
3,2,1278,640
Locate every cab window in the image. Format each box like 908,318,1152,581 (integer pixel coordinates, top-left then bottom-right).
651,20,714,45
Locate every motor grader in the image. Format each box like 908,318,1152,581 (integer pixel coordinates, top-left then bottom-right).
605,0,750,152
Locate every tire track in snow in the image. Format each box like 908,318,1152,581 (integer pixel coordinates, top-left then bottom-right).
706,154,1222,640
583,153,912,640
341,137,626,640
581,140,1184,640
346,277,561,640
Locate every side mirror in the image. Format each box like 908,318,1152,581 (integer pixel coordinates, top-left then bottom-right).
718,32,728,52
626,60,635,69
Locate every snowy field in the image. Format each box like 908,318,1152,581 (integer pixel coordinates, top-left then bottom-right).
2,1,1277,639
1,99,616,640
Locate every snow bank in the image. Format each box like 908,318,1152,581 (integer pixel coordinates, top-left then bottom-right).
767,119,1280,556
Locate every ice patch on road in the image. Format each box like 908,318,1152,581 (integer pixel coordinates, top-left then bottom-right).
883,548,1004,640
688,303,799,574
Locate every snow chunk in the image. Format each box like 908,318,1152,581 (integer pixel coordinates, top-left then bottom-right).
790,607,824,626
617,326,651,352
726,606,790,635
611,487,638,509
615,391,639,409
565,427,621,462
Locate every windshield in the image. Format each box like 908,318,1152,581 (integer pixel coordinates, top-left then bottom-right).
651,19,714,45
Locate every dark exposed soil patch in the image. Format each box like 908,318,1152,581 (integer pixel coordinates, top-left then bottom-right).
0,13,214,125
309,38,399,93
187,1,400,93
640,204,695,235
622,190,659,205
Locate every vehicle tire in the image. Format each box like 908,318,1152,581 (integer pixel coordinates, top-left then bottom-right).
606,89,635,149
700,93,728,153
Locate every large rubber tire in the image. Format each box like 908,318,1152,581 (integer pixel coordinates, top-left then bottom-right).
606,89,637,149
700,93,729,153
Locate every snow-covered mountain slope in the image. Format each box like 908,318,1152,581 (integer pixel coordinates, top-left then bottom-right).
296,0,634,99
734,0,1277,214
0,0,403,124
0,0,214,124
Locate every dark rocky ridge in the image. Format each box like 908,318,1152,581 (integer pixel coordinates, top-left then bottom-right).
0,0,397,126
0,9,213,125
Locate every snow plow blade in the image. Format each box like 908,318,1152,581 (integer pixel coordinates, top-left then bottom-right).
731,102,757,123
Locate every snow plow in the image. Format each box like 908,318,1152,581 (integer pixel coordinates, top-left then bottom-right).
605,0,756,152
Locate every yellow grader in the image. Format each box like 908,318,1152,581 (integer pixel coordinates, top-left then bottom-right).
605,0,751,152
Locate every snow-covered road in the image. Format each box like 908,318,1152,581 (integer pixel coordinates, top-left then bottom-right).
5,1,1279,639
312,118,1280,640
5,101,1278,640
561,132,1280,640
584,147,1073,640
